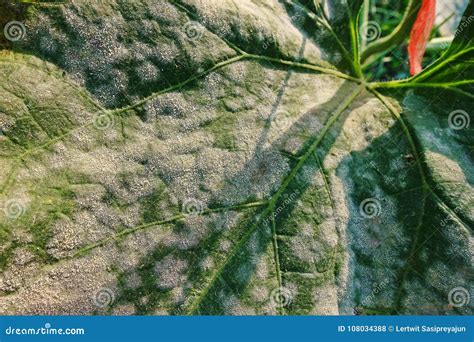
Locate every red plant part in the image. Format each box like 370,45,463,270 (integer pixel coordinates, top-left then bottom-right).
408,0,436,75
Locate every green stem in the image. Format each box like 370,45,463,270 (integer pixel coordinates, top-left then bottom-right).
360,0,422,63
360,0,371,51
425,37,453,52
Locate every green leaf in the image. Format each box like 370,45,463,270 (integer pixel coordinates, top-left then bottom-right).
373,1,474,97
360,0,422,64
0,0,471,315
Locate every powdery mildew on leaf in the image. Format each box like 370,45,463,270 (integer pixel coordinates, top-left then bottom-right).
0,0,472,315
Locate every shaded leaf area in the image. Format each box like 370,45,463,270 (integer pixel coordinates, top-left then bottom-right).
337,102,473,314
179,81,362,315
372,88,473,314
281,0,363,76
0,49,356,314
0,1,30,50
0,0,472,315
401,90,473,226
14,0,346,108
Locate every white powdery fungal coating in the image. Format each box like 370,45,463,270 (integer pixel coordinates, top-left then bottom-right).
251,287,270,303
124,272,142,290
136,61,161,84
47,218,83,259
219,239,233,253
222,150,289,203
190,0,326,64
154,255,189,290
112,304,136,315
200,256,215,271
22,0,235,108
254,258,269,280
145,93,194,119
2,0,469,317
148,0,181,25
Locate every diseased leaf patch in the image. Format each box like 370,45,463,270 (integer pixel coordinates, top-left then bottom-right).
0,0,472,315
